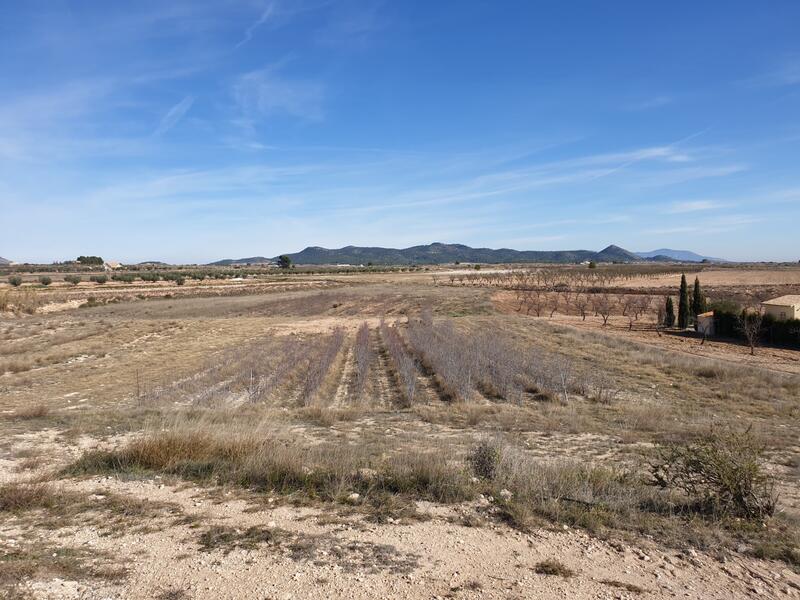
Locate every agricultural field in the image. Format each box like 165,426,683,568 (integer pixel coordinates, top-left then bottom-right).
1,266,800,599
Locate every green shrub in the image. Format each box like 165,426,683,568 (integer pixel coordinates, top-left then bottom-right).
38,276,52,286
63,275,81,285
468,440,502,480
90,275,108,284
650,427,776,519
8,276,22,287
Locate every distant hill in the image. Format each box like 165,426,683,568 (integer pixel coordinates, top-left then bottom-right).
0,257,10,265
137,261,170,267
209,256,273,266
595,244,641,263
635,249,726,263
265,243,648,265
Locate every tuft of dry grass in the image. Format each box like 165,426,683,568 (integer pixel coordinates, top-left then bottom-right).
298,405,362,426
67,422,475,505
156,588,189,600
198,525,285,553
0,481,183,535
0,540,127,597
6,403,50,420
533,558,575,577
600,579,646,593
0,482,63,513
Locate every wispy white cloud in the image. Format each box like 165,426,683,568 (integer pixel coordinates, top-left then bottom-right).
154,95,195,136
746,57,800,88
315,0,383,47
626,165,746,189
233,65,325,122
235,2,278,49
666,200,728,214
645,214,763,235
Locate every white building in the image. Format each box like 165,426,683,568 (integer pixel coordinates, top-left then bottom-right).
696,311,715,336
761,295,800,321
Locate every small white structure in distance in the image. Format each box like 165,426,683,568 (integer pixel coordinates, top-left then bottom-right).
696,311,715,336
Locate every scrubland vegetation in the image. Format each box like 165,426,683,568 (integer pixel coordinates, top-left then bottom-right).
1,268,800,598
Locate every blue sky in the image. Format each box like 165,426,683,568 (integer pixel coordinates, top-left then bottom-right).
1,1,799,263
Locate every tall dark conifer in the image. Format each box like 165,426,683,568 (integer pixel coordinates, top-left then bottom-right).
678,274,690,329
664,296,675,327
692,276,706,317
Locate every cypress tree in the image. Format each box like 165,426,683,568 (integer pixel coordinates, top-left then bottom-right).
692,276,706,317
664,296,675,327
678,274,690,329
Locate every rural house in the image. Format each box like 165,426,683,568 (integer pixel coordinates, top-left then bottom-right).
761,295,800,321
696,311,715,336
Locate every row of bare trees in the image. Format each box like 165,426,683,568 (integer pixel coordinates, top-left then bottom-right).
437,264,698,290
136,334,311,405
403,314,616,404
514,288,659,328
299,328,346,406
353,322,372,401
379,319,418,407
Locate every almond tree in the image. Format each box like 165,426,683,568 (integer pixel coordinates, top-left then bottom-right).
738,306,763,356
595,293,616,326
574,293,589,320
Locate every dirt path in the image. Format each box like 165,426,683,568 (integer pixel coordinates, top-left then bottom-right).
330,346,356,408
370,331,400,410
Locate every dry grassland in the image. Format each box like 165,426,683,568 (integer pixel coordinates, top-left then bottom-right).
1,270,799,599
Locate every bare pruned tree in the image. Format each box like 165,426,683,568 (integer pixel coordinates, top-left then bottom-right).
524,289,546,317
548,294,559,318
574,293,589,321
738,305,764,356
595,293,616,326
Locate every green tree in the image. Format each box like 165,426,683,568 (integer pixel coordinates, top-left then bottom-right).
38,276,52,286
77,256,104,265
277,255,292,269
8,275,22,287
677,274,690,329
692,276,707,318
664,296,675,327
588,261,597,269
63,275,81,285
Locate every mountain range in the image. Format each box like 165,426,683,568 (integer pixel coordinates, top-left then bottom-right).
634,249,725,263
210,243,724,266
0,257,11,265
